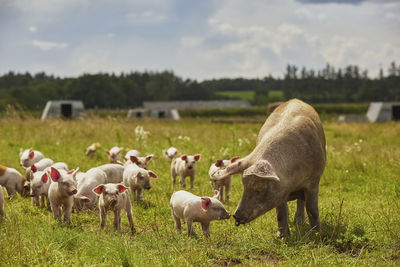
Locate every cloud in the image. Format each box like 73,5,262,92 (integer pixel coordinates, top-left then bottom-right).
126,10,167,24
296,0,364,4
32,40,69,51
28,26,37,33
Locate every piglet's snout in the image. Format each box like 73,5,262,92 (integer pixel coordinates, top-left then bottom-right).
71,188,77,195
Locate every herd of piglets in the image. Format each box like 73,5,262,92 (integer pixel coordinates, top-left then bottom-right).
0,145,233,237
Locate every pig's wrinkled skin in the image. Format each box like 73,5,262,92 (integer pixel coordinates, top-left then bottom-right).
210,99,326,237
25,158,54,181
124,155,153,169
19,148,44,169
123,164,157,201
93,183,135,234
164,147,179,161
171,154,200,189
106,147,122,164
170,190,231,237
97,164,125,183
0,166,27,198
208,157,240,203
0,185,4,217
30,171,51,209
48,167,78,224
74,168,107,209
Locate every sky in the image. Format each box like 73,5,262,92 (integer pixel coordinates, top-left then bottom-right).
0,0,399,80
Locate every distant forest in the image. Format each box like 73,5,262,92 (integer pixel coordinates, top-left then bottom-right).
1,62,399,111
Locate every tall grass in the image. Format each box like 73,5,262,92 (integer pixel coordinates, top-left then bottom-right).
0,117,399,265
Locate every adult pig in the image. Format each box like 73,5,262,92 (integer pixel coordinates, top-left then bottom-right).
210,99,326,237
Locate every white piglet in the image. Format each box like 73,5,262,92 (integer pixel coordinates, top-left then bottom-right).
19,148,44,169
124,150,140,162
0,185,4,217
29,171,51,209
171,154,200,189
164,147,179,161
123,164,157,201
170,190,231,237
106,146,122,164
124,155,153,169
93,183,135,234
208,157,240,203
48,167,78,224
74,168,107,209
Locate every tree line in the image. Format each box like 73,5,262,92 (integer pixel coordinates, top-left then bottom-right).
0,62,399,111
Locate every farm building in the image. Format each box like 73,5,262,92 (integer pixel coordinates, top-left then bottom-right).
41,100,86,120
127,108,148,119
366,102,400,122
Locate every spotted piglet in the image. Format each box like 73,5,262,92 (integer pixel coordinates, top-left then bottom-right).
171,154,200,189
48,167,78,224
170,190,231,237
92,183,135,234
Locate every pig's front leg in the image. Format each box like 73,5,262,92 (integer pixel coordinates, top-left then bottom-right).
276,202,289,238
40,195,45,208
126,207,135,234
172,213,182,233
100,207,107,230
180,176,186,188
51,202,61,222
201,222,210,238
64,202,73,224
113,209,121,230
294,199,305,225
190,175,195,189
186,219,193,236
138,189,143,201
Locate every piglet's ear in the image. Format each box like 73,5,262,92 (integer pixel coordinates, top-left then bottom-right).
201,197,211,211
148,171,157,178
181,155,187,161
50,167,61,182
231,156,240,163
174,151,178,155
130,156,138,163
145,154,153,163
194,154,201,161
67,169,74,175
41,173,48,183
116,150,121,155
164,151,168,155
31,164,37,172
29,150,35,159
106,151,110,156
215,160,223,167
117,184,127,193
93,184,105,195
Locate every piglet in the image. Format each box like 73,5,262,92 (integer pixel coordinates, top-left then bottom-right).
19,148,44,169
124,149,140,162
164,147,179,161
0,165,27,198
30,171,51,209
170,190,231,237
48,167,78,224
106,146,123,164
93,183,135,234
124,155,153,169
25,158,54,181
123,164,157,201
86,142,101,157
0,185,4,217
171,154,200,189
74,168,107,210
208,157,240,203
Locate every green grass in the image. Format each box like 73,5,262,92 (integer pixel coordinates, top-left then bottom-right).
215,90,255,101
0,116,399,266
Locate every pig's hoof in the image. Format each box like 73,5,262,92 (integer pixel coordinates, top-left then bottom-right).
276,230,289,238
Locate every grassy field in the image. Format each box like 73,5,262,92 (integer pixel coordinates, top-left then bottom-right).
215,91,255,101
0,115,399,266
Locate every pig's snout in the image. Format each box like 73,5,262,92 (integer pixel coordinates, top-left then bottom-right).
71,189,77,195
233,215,243,226
29,194,35,197
188,166,193,170
109,199,117,206
145,185,151,190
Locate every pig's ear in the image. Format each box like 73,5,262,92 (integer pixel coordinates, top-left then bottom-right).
130,156,138,163
148,171,157,178
181,155,187,161
194,154,200,161
145,154,153,163
50,167,61,182
31,164,37,172
116,150,121,155
164,150,168,155
93,184,105,195
243,160,280,182
201,197,211,211
29,150,35,159
106,151,110,156
231,156,240,163
174,150,178,155
117,184,128,193
41,173,48,183
213,190,220,199
211,158,248,180
215,160,223,167
69,168,79,179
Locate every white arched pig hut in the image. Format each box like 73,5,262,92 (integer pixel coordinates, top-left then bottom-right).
41,100,86,120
